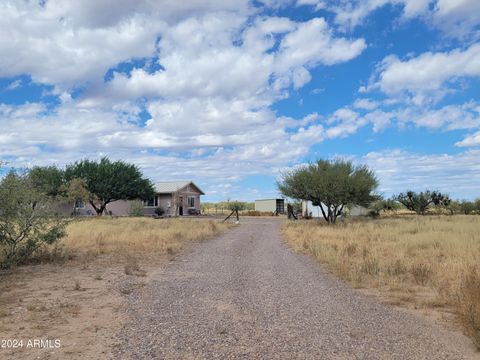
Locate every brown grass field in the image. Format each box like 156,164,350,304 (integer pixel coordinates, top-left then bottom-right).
283,215,480,349
63,216,227,257
0,217,229,359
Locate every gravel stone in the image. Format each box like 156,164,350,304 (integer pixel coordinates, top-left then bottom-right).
116,218,477,359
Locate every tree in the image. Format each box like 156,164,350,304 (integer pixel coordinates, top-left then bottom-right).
395,190,449,215
459,200,476,215
368,198,401,218
227,201,246,212
59,178,91,215
278,159,379,224
64,157,154,216
28,166,64,197
446,200,461,215
475,199,480,213
0,170,66,268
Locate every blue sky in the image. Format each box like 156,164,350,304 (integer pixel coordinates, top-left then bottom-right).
1,0,480,201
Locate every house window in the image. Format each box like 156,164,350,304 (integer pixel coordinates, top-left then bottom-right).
144,196,159,207
187,196,195,208
75,200,85,209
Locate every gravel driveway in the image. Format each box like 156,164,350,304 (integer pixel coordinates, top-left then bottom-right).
117,218,476,359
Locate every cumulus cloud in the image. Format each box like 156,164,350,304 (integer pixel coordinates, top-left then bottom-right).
353,98,380,110
299,0,480,39
456,131,480,147
0,0,369,191
321,99,480,139
360,149,480,199
369,43,480,104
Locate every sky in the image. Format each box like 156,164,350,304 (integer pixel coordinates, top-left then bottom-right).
0,0,479,201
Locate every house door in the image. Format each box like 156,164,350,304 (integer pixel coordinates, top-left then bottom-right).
179,197,183,216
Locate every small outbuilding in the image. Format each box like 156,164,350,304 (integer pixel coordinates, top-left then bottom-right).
302,201,368,218
254,199,285,214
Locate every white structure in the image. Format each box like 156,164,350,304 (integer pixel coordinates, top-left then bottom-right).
302,201,327,218
302,201,368,218
254,199,285,214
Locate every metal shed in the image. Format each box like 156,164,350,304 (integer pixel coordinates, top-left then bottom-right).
254,199,285,214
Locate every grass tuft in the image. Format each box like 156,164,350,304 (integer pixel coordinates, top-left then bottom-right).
457,266,480,348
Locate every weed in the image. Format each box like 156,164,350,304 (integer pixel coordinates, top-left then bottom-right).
410,263,431,285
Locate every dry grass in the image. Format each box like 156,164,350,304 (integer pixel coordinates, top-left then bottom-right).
61,217,228,259
283,215,480,348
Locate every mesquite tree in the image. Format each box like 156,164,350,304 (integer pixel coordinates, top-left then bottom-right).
278,159,378,224
0,170,66,268
64,158,154,216
394,191,449,215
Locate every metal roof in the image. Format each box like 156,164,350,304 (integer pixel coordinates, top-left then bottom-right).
154,181,205,195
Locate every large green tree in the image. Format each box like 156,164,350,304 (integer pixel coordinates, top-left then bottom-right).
28,165,65,197
64,158,154,216
278,159,378,223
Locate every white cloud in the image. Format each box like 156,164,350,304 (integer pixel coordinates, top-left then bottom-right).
361,149,480,199
95,15,365,105
353,98,380,110
371,43,480,104
5,79,21,90
0,1,369,190
299,0,480,39
456,131,480,147
276,17,366,70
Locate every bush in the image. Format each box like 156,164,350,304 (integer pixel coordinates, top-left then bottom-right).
0,171,66,269
242,210,273,216
368,199,400,218
129,203,144,217
154,207,165,216
460,200,476,215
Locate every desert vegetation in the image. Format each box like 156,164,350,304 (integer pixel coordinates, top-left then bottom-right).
278,159,378,223
283,215,480,349
62,217,227,258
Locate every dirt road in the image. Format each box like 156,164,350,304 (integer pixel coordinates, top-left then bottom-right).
117,218,476,359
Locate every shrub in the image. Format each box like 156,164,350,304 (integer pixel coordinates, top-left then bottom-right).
410,263,432,285
459,200,476,215
154,207,165,216
0,171,66,268
129,203,144,217
368,199,400,218
242,210,274,216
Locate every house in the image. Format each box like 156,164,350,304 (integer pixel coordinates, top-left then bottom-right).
254,199,285,214
60,180,204,217
142,181,205,216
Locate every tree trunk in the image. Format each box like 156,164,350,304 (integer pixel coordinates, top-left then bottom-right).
90,200,107,216
331,205,338,223
318,201,329,223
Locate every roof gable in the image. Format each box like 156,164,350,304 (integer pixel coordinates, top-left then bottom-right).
154,181,205,195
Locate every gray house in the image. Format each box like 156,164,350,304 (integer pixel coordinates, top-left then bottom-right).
142,181,205,216
62,180,204,217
